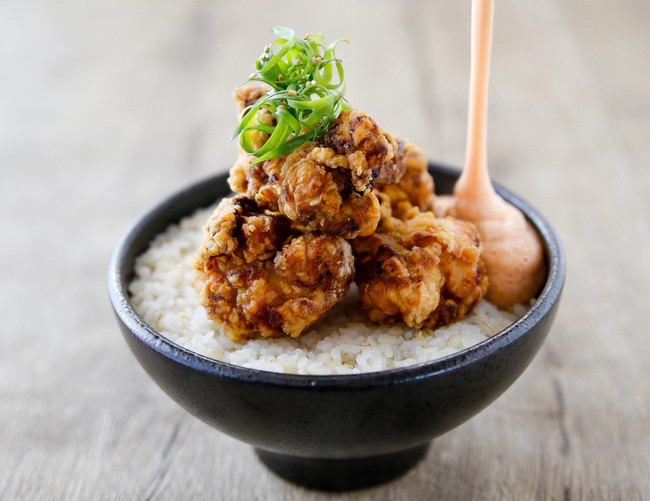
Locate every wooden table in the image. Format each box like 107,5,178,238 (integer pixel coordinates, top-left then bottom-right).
2,1,648,499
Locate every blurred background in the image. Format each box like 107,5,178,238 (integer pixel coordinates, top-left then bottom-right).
1,1,648,499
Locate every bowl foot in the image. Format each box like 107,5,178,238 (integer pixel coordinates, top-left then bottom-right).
254,442,430,491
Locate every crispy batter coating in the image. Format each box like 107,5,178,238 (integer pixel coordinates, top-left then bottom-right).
233,82,269,113
374,140,436,221
351,208,488,329
232,83,273,153
229,109,401,239
193,196,354,341
205,84,482,338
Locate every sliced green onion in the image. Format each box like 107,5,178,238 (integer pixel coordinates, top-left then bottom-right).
230,26,350,164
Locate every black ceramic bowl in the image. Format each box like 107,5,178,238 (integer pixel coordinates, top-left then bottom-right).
108,163,565,491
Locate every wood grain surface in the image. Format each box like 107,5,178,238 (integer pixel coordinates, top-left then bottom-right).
1,1,648,499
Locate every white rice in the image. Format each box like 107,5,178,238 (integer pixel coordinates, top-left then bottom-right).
128,206,530,375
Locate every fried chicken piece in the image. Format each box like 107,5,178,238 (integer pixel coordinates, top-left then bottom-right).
351,208,488,329
193,196,354,341
233,82,269,113
229,109,400,239
374,140,436,221
232,83,272,153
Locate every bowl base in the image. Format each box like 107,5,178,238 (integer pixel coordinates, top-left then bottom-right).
254,442,430,491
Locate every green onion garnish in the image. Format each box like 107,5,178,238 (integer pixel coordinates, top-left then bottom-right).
230,26,350,163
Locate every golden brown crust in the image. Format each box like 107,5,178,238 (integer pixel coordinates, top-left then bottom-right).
232,83,273,153
376,138,408,185
374,140,435,220
193,196,354,340
200,86,484,339
233,82,270,114
351,209,488,329
228,110,400,239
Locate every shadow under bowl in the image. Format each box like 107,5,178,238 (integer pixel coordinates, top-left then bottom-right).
107,163,565,491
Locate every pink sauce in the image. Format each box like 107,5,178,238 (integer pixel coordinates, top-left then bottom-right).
436,0,546,308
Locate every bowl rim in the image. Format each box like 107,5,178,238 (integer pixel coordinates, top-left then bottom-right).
107,162,565,389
